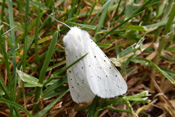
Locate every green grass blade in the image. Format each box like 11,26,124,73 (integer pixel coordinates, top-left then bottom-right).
0,0,12,92
23,0,30,71
69,22,96,29
32,31,59,113
18,0,24,28
90,0,111,25
88,96,99,117
106,91,150,105
0,78,11,100
7,0,19,116
114,0,122,19
94,0,111,38
0,98,32,117
136,57,175,84
7,0,16,73
97,0,152,42
0,0,5,21
123,96,137,116
34,2,41,70
158,3,175,55
84,1,97,24
34,91,68,117
42,77,67,98
43,86,68,100
97,11,141,42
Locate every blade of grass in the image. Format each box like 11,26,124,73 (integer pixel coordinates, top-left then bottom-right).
136,57,175,84
158,3,175,55
90,0,111,25
0,98,32,117
32,31,58,113
7,0,16,73
0,0,12,91
43,87,68,100
17,11,45,42
0,78,11,100
123,96,138,116
114,0,122,19
18,0,24,28
88,96,99,117
97,11,141,42
23,0,30,71
7,0,19,116
34,2,41,70
84,1,97,24
119,44,138,74
0,0,5,22
106,91,150,105
93,99,106,117
20,0,30,111
94,0,111,38
34,91,68,117
42,77,67,98
69,0,79,20
97,0,152,42
96,107,130,116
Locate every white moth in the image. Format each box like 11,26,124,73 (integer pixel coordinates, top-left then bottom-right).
63,26,127,103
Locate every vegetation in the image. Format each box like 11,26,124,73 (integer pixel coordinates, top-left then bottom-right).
0,0,175,116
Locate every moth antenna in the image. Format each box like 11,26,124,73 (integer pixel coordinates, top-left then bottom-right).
46,13,71,29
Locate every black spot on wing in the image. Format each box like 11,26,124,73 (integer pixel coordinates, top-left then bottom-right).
82,80,84,84
76,72,79,76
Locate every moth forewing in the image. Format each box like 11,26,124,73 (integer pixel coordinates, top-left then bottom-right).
63,27,127,103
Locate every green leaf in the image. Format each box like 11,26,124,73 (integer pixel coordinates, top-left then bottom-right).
17,70,42,87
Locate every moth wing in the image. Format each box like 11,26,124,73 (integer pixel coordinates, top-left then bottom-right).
85,39,128,98
64,28,95,103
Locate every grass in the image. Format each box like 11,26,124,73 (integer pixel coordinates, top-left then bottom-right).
0,0,175,116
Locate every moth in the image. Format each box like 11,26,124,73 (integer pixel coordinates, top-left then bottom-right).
63,26,127,103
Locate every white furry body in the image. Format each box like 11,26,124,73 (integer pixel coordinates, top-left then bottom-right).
63,27,127,103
